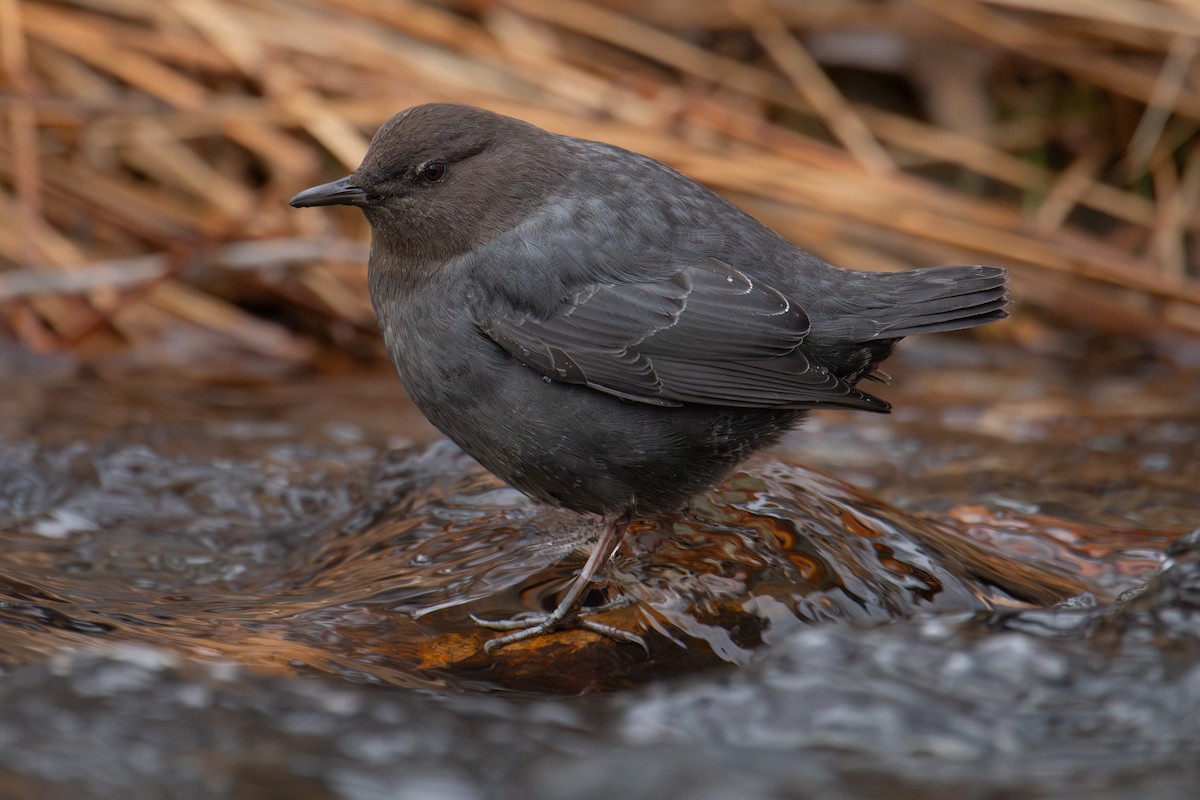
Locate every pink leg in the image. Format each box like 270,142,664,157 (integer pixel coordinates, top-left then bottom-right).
471,512,643,651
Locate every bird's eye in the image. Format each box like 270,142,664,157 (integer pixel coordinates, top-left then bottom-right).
420,162,447,183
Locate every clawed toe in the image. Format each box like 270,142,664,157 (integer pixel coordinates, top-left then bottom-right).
579,618,648,652
469,611,550,632
469,513,646,653
470,602,645,652
471,614,563,652
469,610,576,652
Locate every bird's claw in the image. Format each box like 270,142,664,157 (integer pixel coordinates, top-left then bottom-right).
578,618,649,653
470,600,646,653
469,611,552,632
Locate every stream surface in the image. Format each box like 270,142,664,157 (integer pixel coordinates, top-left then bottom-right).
1,328,1198,799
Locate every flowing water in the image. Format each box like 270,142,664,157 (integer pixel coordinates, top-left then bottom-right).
0,328,1198,799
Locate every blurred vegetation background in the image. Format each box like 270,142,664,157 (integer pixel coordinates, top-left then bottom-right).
0,0,1197,379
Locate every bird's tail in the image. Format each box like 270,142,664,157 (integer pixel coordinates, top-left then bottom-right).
807,265,1009,386
865,265,1009,338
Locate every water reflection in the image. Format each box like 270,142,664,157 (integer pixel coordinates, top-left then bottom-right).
1,437,1029,691
0,335,1198,795
2,341,1193,693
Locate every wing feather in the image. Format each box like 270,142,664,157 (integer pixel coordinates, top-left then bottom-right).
479,258,889,412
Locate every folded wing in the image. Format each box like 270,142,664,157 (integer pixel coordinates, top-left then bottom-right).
478,258,889,412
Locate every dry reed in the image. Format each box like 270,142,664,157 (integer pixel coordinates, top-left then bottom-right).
1,0,1197,366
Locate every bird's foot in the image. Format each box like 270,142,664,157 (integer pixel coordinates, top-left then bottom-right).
471,512,643,653
470,597,645,652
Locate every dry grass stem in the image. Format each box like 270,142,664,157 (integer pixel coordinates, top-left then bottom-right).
1,0,1197,361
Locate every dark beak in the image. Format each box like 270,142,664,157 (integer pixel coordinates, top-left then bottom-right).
289,176,369,208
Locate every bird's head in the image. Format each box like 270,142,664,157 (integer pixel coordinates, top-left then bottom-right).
290,103,570,267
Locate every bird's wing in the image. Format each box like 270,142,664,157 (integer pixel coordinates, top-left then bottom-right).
477,258,889,411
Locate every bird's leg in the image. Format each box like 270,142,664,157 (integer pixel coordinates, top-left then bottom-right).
471,512,644,651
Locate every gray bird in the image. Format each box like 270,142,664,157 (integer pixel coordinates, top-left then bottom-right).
291,103,1008,650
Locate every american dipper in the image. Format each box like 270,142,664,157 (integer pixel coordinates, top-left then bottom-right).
291,104,1008,650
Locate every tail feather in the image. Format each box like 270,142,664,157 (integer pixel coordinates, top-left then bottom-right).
876,287,1007,332
807,264,1009,384
867,265,1009,338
